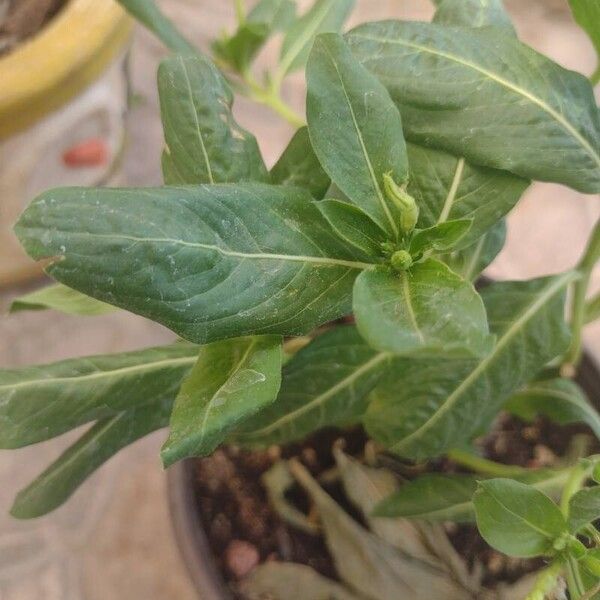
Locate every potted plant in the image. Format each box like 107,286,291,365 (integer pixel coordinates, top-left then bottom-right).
2,0,600,597
0,0,131,286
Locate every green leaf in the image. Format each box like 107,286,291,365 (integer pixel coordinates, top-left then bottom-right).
568,0,600,72
236,326,390,446
433,0,515,31
409,219,472,256
406,144,527,249
239,563,363,600
375,474,479,523
568,486,600,534
364,273,574,460
15,184,370,345
307,33,407,237
158,55,269,185
11,398,172,519
161,335,282,466
375,468,570,524
289,459,468,600
444,220,506,282
316,200,387,258
114,0,197,54
585,293,600,324
347,22,600,193
0,343,197,449
353,259,493,358
270,127,330,199
9,283,116,316
279,0,355,76
506,378,600,441
161,149,186,185
474,478,567,558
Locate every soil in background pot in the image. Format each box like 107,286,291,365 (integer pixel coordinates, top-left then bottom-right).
191,413,600,598
0,0,66,56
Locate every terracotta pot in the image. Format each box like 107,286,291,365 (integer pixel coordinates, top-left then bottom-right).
167,354,600,599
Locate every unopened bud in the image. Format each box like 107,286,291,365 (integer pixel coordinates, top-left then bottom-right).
391,250,413,272
383,173,419,235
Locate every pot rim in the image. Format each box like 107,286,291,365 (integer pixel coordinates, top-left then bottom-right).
167,352,600,599
0,0,132,140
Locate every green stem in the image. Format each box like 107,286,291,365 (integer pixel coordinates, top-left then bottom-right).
562,219,600,376
234,0,246,24
591,63,600,87
525,560,563,600
560,462,589,516
447,449,527,478
566,554,586,600
586,524,600,546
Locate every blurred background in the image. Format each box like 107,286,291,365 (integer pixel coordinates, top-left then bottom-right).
0,0,599,597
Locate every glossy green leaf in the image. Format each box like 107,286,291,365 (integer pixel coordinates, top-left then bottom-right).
290,460,467,600
10,283,116,316
364,273,574,460
353,259,493,358
239,563,362,600
270,127,330,199
307,33,407,236
316,200,387,258
11,398,172,519
444,220,506,282
506,378,600,441
236,326,390,446
375,468,570,524
347,22,600,192
409,219,472,256
0,344,197,449
568,486,600,534
568,0,600,73
278,0,355,75
474,479,567,558
161,335,282,466
16,184,369,345
375,474,478,523
433,0,514,31
158,55,269,185
406,144,527,249
115,0,197,54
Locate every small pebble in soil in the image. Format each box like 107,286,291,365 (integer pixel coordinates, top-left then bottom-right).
225,540,260,579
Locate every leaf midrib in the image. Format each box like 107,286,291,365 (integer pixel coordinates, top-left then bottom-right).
392,271,575,452
352,31,600,172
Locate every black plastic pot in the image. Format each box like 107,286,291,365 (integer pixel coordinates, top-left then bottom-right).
167,353,600,599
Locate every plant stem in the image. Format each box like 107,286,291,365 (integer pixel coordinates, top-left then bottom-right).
447,449,527,477
525,560,563,600
560,462,589,516
566,554,586,600
562,219,600,376
234,0,246,24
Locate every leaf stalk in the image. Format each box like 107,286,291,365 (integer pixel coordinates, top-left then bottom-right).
447,448,527,478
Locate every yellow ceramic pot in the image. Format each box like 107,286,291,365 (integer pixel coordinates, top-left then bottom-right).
0,0,132,286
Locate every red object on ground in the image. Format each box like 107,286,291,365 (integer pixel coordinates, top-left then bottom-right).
62,138,108,167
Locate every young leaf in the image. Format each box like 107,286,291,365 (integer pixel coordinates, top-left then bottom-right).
15,184,370,345
568,486,600,534
433,0,515,32
353,259,493,358
364,273,574,460
10,283,116,316
347,22,600,193
158,55,269,185
278,0,355,76
270,127,331,199
161,335,282,466
568,0,600,78
114,0,197,54
290,460,467,600
239,562,362,600
505,378,600,441
409,219,472,256
237,326,390,446
11,398,172,519
406,144,527,250
375,474,479,523
0,344,198,449
474,479,567,558
316,199,387,258
306,33,407,237
444,220,506,282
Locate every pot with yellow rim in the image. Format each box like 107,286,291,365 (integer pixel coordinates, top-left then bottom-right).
0,0,132,286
